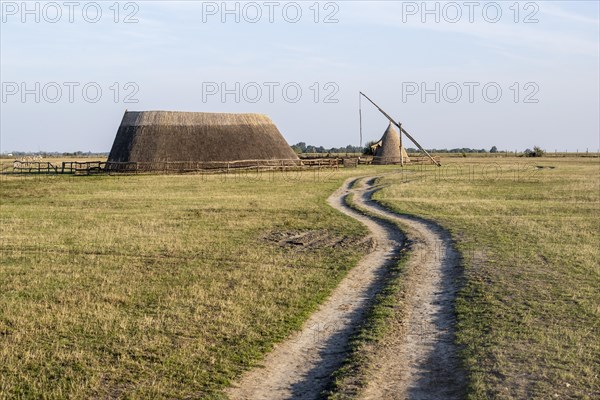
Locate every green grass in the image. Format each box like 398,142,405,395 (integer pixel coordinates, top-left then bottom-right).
0,168,388,399
375,157,599,399
2,158,598,399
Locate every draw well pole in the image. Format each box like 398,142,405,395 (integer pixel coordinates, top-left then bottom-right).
359,92,440,167
398,121,404,167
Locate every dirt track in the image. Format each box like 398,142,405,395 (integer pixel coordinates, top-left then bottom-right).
356,178,465,400
226,176,464,399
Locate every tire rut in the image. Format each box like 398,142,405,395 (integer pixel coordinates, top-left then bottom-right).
226,176,465,399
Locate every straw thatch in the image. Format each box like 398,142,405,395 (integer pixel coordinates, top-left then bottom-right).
371,122,410,165
108,111,298,163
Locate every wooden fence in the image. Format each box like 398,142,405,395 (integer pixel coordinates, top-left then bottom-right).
6,156,449,175
8,158,340,175
10,161,59,174
358,156,440,165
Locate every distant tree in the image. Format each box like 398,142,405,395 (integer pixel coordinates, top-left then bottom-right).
290,142,307,153
490,145,498,153
523,146,545,157
524,146,544,157
363,141,377,155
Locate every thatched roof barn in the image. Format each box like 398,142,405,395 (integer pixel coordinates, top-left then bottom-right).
371,122,410,165
108,111,298,163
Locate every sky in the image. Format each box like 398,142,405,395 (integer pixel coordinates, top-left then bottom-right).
1,0,599,152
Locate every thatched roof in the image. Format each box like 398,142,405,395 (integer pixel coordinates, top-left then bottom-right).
108,111,298,163
372,123,409,165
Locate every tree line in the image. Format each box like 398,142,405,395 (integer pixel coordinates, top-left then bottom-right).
291,142,507,155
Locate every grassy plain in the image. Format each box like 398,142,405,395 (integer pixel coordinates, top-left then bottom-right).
0,168,383,399
1,157,598,399
375,157,599,399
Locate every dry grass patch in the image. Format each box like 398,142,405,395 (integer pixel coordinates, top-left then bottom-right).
0,168,392,399
376,157,599,399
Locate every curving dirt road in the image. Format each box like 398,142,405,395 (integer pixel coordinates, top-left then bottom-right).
226,176,464,399
355,177,466,400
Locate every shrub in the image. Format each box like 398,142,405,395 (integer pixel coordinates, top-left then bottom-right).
525,146,545,157
363,141,377,155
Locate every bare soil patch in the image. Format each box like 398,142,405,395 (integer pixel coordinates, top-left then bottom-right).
263,229,374,252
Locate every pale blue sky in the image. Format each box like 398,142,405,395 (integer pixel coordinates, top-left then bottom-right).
1,1,598,152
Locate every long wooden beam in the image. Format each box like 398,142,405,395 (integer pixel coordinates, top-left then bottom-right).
359,92,441,166
398,122,404,167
